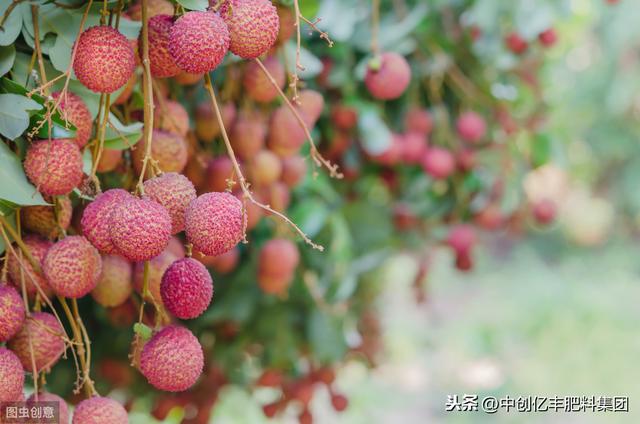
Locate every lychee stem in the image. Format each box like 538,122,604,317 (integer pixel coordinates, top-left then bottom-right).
31,5,49,96
371,0,381,57
90,93,111,190
59,297,96,397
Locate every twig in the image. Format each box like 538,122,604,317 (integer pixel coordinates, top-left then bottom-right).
31,5,49,96
59,297,96,396
299,15,334,47
136,0,155,194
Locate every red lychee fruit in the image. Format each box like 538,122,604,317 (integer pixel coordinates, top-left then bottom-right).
72,396,128,424
154,99,189,136
204,156,236,192
249,149,282,188
243,56,285,103
240,191,263,230
538,28,557,47
533,198,557,225
455,251,473,272
405,108,433,135
456,111,486,143
505,32,528,55
185,192,245,257
52,91,93,148
0,347,24,401
132,130,188,177
110,197,172,261
113,73,137,105
281,155,307,188
133,248,178,307
27,392,69,424
331,105,358,130
220,0,279,59
127,0,173,20
474,204,503,231
81,189,134,254
230,111,267,160
331,393,348,412
166,236,185,258
421,147,455,180
262,402,280,418
195,101,236,143
140,325,204,392
96,148,123,173
369,134,402,166
257,238,299,295
276,4,295,44
297,89,325,124
169,11,230,74
197,247,239,274
8,312,65,373
447,224,477,256
146,14,182,78
24,138,83,196
43,236,102,299
160,257,213,319
0,285,25,342
91,255,133,307
264,181,290,213
143,173,197,234
324,131,352,161
298,408,313,424
400,132,428,164
174,71,203,85
365,52,411,100
73,26,136,93
268,105,306,157
456,148,476,172
257,369,284,387
20,196,72,240
7,235,52,299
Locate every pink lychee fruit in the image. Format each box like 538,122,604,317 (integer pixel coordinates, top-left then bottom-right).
91,255,133,307
400,132,428,164
230,111,267,161
421,147,455,180
81,189,134,254
8,312,65,373
72,396,128,424
146,14,182,78
20,196,72,240
281,155,307,188
257,238,299,295
154,99,189,136
365,52,411,100
456,111,486,143
160,257,213,319
447,224,477,256
0,347,24,401
143,173,197,234
404,108,433,135
7,235,53,299
43,236,102,299
132,130,188,177
27,392,69,424
243,55,285,103
505,32,528,55
24,139,84,196
0,285,25,342
52,91,93,148
220,0,279,59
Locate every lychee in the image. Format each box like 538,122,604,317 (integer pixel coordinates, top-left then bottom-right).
0,285,25,342
533,198,556,225
24,138,84,196
166,236,186,258
538,28,557,47
276,4,295,44
204,156,236,192
297,89,325,124
456,148,477,172
8,312,65,373
230,111,267,160
369,134,402,166
133,248,177,306
127,0,173,20
421,147,455,180
331,105,358,130
52,91,93,148
195,101,236,143
0,347,24,401
20,196,72,240
174,71,203,85
96,148,123,173
249,149,282,188
110,197,172,262
405,108,433,135
27,392,69,424
72,396,128,424
81,189,134,254
113,73,137,105
456,112,486,143
268,104,306,157
169,11,230,74
160,257,213,319
400,132,428,164
7,235,53,299
43,236,101,299
281,155,307,188
505,32,528,55
243,56,285,103
365,52,411,100
220,0,279,59
143,173,197,234
140,325,204,392
154,99,189,136
91,255,132,307
185,192,244,257
263,181,290,213
196,247,239,274
257,238,299,295
132,130,188,177
447,224,476,256
240,191,263,230
73,26,136,93
146,14,182,78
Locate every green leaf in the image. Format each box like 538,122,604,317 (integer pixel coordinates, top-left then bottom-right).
133,323,152,341
0,141,48,207
176,0,209,11
0,1,23,46
104,114,143,150
532,133,552,167
82,148,93,175
357,105,392,155
307,309,347,363
0,94,43,140
0,45,16,76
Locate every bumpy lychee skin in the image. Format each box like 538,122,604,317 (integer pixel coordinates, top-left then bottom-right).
72,396,128,424
365,52,411,100
169,11,230,74
132,130,188,177
73,26,136,93
243,56,285,103
146,15,182,78
91,255,132,307
220,0,279,59
110,197,172,262
24,139,84,196
258,238,299,295
20,196,72,239
154,100,189,136
52,91,93,148
7,235,53,298
456,111,486,143
140,325,204,392
27,392,69,424
8,312,65,373
185,192,245,257
0,285,25,342
0,348,24,402
143,173,197,234
133,249,178,306
44,236,102,299
82,189,134,254
128,0,173,20
161,258,213,319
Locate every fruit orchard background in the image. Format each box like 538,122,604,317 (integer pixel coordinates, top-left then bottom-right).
0,0,639,423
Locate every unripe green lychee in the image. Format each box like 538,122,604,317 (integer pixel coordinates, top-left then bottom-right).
257,238,299,294
243,55,285,103
146,14,182,78
110,197,172,262
220,0,279,59
248,149,282,188
20,196,72,240
0,347,24,402
27,392,69,424
195,101,236,143
160,257,213,319
133,248,178,307
154,100,189,136
72,396,128,424
140,325,204,392
143,173,197,234
7,235,53,299
132,130,188,177
73,26,136,93
81,189,134,254
0,284,25,342
230,111,267,161
365,52,411,100
91,255,132,307
185,192,244,257
43,236,102,299
127,0,173,20
52,91,93,148
169,11,230,74
24,139,84,196
8,312,65,373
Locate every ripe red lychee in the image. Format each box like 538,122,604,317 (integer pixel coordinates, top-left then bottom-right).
91,255,132,307
456,111,486,143
81,189,134,254
20,196,72,239
24,138,84,196
538,28,557,47
143,173,197,234
243,56,285,103
0,347,24,401
331,105,358,130
249,149,282,188
405,108,433,135
96,148,123,173
230,111,267,160
400,132,428,164
146,15,182,78
324,131,352,161
140,325,204,392
268,104,306,157
505,32,528,55
132,130,188,177
154,99,189,136
281,155,307,188
127,0,173,20
365,52,411,100
263,181,290,213
370,134,402,166
533,198,556,225
0,285,25,342
8,312,65,373
7,235,52,299
204,156,236,192
43,236,102,299
160,257,213,319
27,392,69,424
133,249,177,307
257,238,299,295
297,89,325,124
276,4,295,44
110,197,172,262
220,0,279,59
421,147,455,180
185,192,245,257
195,101,236,143
52,91,93,148
169,11,230,74
331,393,348,412
166,236,186,258
72,396,128,424
174,71,203,85
456,148,477,172
447,224,476,256
73,26,136,93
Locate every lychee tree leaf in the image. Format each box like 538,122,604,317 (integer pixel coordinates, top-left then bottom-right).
176,0,208,11
356,104,392,155
0,1,23,46
104,114,143,150
0,45,16,77
307,309,347,363
0,94,43,140
0,141,49,207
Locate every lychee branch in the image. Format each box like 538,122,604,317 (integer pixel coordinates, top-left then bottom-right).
136,0,155,195
59,296,96,397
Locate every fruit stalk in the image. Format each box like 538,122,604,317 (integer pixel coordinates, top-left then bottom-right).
136,0,155,194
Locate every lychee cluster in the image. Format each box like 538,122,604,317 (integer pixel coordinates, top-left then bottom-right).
7,312,65,373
